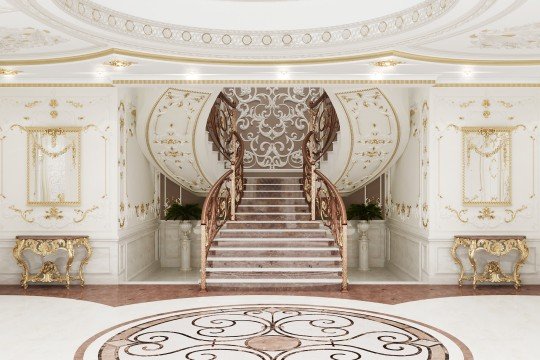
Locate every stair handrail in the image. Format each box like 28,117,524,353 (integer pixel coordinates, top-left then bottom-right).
200,92,244,290
302,91,348,291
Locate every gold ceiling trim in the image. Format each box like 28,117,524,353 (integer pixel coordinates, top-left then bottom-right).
113,80,435,85
1,49,540,67
0,83,113,87
435,83,540,87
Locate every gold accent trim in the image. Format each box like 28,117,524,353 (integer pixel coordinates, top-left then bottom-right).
113,79,435,85
445,206,469,223
9,205,35,223
74,205,99,223
505,205,527,223
0,83,113,87
435,83,540,87
1,49,540,66
0,68,20,75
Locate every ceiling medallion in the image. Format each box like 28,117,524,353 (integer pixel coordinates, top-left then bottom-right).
372,60,404,67
104,59,135,67
0,68,20,75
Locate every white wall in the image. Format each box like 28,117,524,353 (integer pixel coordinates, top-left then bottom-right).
117,88,160,281
0,87,119,284
388,86,540,284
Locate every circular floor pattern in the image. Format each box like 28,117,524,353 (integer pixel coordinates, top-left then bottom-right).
78,304,471,359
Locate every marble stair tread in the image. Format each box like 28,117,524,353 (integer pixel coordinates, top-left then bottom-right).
209,251,339,258
244,184,302,191
206,267,341,272
235,213,311,221
224,222,321,230
205,278,342,283
241,198,307,205
242,191,304,198
207,256,341,261
210,247,337,251
237,205,309,213
218,230,327,238
213,242,335,248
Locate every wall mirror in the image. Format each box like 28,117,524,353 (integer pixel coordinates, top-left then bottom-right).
462,127,512,206
27,127,81,206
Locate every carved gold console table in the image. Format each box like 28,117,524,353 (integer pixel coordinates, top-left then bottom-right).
451,235,528,289
12,235,92,289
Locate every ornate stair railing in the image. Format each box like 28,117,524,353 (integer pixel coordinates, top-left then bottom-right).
302,91,348,291
201,92,244,290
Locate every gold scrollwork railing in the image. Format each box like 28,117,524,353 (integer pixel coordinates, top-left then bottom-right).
201,92,244,290
303,91,348,291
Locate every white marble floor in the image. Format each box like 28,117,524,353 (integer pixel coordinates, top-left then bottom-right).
130,266,415,284
1,294,539,359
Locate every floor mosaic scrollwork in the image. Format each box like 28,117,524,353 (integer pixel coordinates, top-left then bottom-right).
78,304,469,359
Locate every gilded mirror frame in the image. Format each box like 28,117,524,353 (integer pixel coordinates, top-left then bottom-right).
26,127,81,206
461,126,512,207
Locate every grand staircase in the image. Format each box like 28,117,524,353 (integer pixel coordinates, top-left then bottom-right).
204,173,343,290
200,90,347,291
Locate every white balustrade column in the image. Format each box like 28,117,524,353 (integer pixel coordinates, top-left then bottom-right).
358,220,370,271
179,221,193,271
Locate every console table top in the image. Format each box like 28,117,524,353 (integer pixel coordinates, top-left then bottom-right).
454,235,526,240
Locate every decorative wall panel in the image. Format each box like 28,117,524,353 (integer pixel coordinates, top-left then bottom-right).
223,87,321,170
144,88,212,193
336,88,402,193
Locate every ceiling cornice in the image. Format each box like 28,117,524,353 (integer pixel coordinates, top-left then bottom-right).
1,48,540,67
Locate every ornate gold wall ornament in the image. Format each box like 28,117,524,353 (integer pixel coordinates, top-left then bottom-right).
104,59,136,67
49,99,58,108
73,205,99,223
504,205,527,223
24,100,41,108
371,60,404,67
498,100,513,108
477,207,495,220
25,127,81,206
0,68,20,75
45,207,64,220
459,100,475,108
50,110,58,119
445,206,469,223
462,127,512,206
8,205,35,223
66,100,83,108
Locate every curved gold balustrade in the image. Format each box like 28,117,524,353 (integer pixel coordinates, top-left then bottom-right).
200,93,244,290
303,92,348,291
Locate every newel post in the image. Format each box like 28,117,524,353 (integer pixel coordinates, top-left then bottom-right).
200,224,207,290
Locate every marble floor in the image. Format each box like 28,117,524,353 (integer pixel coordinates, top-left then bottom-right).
2,291,540,359
131,266,415,284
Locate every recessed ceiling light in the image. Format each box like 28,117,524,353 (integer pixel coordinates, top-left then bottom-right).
371,72,383,80
372,60,404,67
462,69,474,78
0,68,20,76
104,59,136,68
95,68,107,78
278,70,289,79
186,71,199,80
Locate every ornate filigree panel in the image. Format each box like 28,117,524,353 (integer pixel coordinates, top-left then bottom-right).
336,88,401,194
223,87,321,170
470,22,540,49
145,88,212,193
462,127,512,206
77,304,469,359
0,27,67,53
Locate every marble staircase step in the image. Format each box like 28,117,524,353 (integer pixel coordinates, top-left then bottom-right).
213,238,334,247
244,184,302,191
209,248,339,257
206,271,341,279
235,213,311,221
224,221,321,230
237,205,309,213
218,229,328,238
241,197,306,205
245,177,302,185
242,190,304,198
207,259,341,268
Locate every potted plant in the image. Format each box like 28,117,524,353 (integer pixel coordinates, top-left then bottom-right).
165,203,202,271
346,202,383,271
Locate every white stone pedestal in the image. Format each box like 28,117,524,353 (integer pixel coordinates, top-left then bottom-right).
179,221,193,271
357,220,370,271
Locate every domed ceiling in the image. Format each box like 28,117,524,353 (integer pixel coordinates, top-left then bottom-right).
0,0,539,81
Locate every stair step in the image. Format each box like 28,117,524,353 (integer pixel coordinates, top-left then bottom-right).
241,198,306,205
245,178,301,185
209,249,339,257
214,240,334,248
207,260,340,268
237,205,309,213
245,184,302,191
235,213,311,221
225,221,321,230
207,267,341,272
218,230,327,238
207,256,340,261
242,191,304,198
206,278,342,283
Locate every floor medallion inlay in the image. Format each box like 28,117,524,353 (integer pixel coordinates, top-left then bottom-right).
77,304,470,359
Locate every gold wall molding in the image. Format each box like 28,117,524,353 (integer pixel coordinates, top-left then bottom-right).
44,207,64,220
114,79,436,85
505,205,527,223
445,206,469,223
8,205,35,223
73,205,99,223
477,207,495,220
435,83,540,87
0,83,113,87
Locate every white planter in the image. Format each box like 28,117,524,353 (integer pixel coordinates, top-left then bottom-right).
357,220,370,271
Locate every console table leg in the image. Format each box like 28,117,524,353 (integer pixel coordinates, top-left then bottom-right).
468,244,478,289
